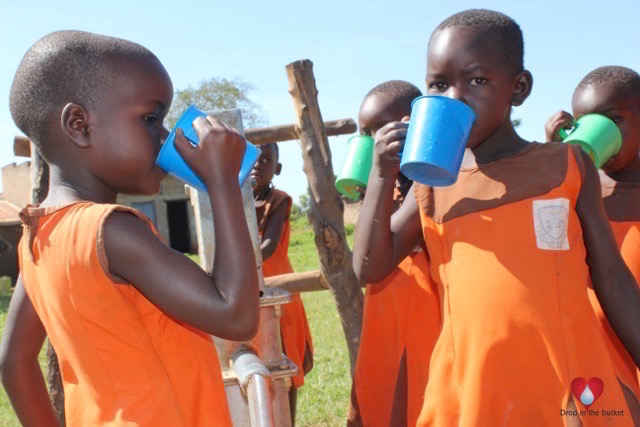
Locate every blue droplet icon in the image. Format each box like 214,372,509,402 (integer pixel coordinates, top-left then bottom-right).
580,385,595,406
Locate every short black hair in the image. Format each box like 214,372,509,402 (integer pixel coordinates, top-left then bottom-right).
365,80,423,113
574,66,640,98
434,9,524,75
9,30,156,156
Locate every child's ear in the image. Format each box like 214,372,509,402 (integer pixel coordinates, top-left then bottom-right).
60,103,92,148
511,70,533,107
275,162,282,176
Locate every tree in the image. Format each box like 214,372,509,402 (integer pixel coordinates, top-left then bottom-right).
298,193,310,213
166,77,266,129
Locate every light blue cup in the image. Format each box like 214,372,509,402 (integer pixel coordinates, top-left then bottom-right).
156,105,260,193
400,96,475,186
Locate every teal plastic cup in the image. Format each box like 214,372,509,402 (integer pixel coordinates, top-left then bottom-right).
559,113,622,168
335,135,374,200
400,96,475,186
156,105,260,193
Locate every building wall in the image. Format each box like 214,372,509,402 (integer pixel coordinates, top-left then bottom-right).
2,162,31,208
118,176,198,253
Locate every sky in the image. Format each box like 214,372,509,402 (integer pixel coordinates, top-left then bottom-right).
1,0,639,203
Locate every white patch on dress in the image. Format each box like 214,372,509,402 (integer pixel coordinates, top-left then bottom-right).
532,198,570,250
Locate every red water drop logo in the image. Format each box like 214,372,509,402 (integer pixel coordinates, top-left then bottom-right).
571,377,604,409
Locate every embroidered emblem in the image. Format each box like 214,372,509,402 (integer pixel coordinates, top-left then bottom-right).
533,198,569,250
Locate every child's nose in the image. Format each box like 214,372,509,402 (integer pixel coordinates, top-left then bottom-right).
444,86,466,104
161,126,170,143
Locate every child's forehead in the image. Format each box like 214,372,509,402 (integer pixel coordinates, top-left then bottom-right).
573,83,633,114
259,144,278,159
427,27,505,70
360,97,405,127
105,57,173,108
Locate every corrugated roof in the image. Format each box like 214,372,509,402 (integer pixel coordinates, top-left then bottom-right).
0,201,21,225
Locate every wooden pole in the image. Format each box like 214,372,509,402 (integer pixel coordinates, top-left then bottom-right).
285,59,364,369
14,136,31,157
264,270,329,293
245,119,356,146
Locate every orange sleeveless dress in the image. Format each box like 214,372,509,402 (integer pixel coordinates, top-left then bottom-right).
18,202,231,427
416,142,632,426
257,188,313,389
351,188,441,427
352,249,440,427
587,180,640,398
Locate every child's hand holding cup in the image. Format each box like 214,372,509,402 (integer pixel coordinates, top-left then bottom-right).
156,105,260,193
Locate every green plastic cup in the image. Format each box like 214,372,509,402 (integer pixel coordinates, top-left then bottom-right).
559,113,622,168
335,135,374,200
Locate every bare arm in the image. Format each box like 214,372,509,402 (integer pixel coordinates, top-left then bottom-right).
260,200,288,261
353,121,422,283
0,276,57,426
106,117,260,342
576,150,640,366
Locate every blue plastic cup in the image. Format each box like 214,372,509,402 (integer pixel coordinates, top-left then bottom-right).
400,96,475,186
156,105,260,193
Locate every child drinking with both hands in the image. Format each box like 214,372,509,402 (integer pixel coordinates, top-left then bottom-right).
545,66,640,413
348,81,440,427
251,143,313,424
354,9,640,426
0,31,259,426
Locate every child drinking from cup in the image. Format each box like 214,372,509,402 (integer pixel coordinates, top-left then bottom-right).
348,81,441,427
545,65,640,410
251,143,313,424
353,9,640,426
0,31,259,426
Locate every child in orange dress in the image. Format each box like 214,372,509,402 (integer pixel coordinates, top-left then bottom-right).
354,10,640,426
251,143,313,424
348,81,441,427
0,31,259,426
546,65,640,411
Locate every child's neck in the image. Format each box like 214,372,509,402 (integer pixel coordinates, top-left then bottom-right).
471,120,529,164
253,185,272,201
605,156,640,184
40,166,118,208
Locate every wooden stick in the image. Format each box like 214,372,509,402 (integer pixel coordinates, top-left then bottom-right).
245,119,356,145
14,136,31,157
285,59,364,370
263,270,329,293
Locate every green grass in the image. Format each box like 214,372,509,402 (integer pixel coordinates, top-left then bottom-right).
0,215,354,426
289,214,353,426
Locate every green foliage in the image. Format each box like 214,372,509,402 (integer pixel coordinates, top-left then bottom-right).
166,77,266,129
298,193,310,213
289,203,302,221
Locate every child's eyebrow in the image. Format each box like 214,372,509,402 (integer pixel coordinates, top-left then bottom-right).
461,65,490,74
426,72,446,80
147,100,167,110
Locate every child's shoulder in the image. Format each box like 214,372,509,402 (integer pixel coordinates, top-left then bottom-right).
601,173,640,222
268,188,291,202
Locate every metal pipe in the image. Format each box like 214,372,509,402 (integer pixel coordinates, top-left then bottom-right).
247,374,274,427
232,350,275,427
